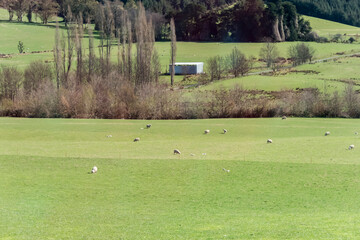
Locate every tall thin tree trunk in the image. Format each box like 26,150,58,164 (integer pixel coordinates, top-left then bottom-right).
279,15,285,41
170,18,176,86
88,18,94,82
54,21,62,90
272,18,282,42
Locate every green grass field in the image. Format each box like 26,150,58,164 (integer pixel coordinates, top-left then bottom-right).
1,117,360,239
304,15,360,37
201,56,360,92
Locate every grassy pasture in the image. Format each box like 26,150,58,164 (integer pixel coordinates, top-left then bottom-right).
2,8,360,93
304,15,360,37
2,7,360,69
202,56,360,92
1,117,360,239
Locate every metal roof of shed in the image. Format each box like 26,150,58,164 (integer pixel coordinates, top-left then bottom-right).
172,62,204,65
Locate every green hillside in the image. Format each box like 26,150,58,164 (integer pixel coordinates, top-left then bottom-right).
304,15,360,37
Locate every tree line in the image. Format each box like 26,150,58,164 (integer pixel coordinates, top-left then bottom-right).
288,0,360,27
1,0,313,42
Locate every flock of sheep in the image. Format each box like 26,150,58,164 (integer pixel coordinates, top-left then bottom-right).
90,116,357,173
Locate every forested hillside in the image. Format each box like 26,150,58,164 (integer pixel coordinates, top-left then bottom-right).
1,0,312,42
287,0,360,27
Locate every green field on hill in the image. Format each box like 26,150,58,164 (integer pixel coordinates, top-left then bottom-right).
2,7,360,70
304,15,360,37
1,117,360,239
202,56,360,92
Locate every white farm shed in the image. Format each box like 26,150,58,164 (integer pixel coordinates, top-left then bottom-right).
169,62,204,75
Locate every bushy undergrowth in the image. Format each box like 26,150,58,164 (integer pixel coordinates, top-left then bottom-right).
1,66,359,119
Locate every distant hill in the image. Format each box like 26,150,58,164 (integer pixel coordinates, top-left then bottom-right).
304,15,360,37
287,0,360,27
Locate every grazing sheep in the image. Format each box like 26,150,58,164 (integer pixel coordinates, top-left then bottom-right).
223,168,230,173
106,135,112,138
146,124,152,129
223,129,228,134
134,137,140,142
91,166,98,174
174,149,181,154
204,130,210,134
267,139,273,144
349,144,355,150
282,116,287,120
325,131,330,136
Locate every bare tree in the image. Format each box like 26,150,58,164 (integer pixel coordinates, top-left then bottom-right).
225,47,248,77
126,16,133,82
134,3,158,86
75,13,84,83
207,55,224,81
88,18,95,82
104,1,114,74
24,61,53,94
63,5,75,85
288,43,315,66
170,18,176,86
259,41,279,69
0,66,22,101
54,21,62,89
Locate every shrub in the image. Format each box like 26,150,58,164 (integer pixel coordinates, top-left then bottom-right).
23,61,53,94
18,41,24,53
207,55,225,81
288,43,315,66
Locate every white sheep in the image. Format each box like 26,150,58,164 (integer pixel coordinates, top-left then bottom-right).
325,131,330,136
223,129,228,134
267,139,273,144
146,124,152,129
223,168,230,173
174,149,181,154
349,144,355,150
134,137,140,142
204,130,210,134
106,134,112,138
91,166,98,174
282,116,287,120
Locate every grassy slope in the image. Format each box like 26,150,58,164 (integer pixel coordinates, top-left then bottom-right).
1,118,360,239
2,8,360,67
304,15,360,37
202,56,360,92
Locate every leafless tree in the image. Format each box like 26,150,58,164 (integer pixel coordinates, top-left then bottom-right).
170,18,176,86
134,3,158,86
259,41,279,69
24,61,53,94
88,18,95,82
0,66,22,101
207,56,225,81
288,43,315,66
225,47,248,77
75,13,84,83
54,21,62,89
